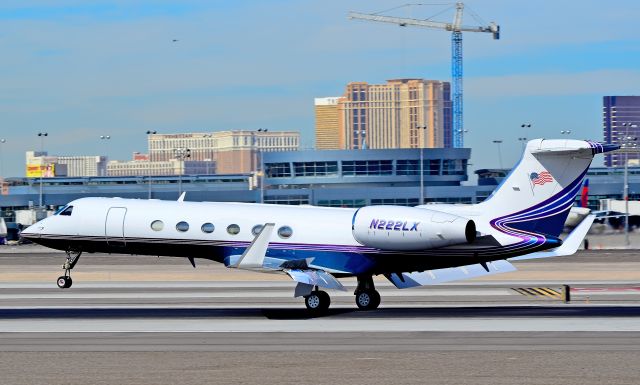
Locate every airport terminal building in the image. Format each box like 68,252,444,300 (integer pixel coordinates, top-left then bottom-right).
1,148,639,234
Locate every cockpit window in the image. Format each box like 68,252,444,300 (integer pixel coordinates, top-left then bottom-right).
59,206,73,216
54,205,68,215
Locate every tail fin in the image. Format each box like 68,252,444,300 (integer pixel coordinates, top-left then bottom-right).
579,178,589,208
479,139,617,238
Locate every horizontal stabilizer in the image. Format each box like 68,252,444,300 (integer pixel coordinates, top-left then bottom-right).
510,214,596,261
385,260,516,289
286,269,346,294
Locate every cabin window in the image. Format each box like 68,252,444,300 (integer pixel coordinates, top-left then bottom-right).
278,226,293,239
59,206,74,216
227,224,240,235
201,223,215,233
151,220,164,231
176,221,189,232
251,224,263,236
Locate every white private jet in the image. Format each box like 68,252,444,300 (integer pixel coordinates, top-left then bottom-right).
21,139,617,312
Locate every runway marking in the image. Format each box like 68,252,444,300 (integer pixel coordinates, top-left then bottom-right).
512,287,562,299
573,286,640,293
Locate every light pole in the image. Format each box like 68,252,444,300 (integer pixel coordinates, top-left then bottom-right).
146,131,157,198
517,137,527,152
417,126,428,204
203,133,212,174
492,140,503,169
173,147,191,196
519,124,531,152
621,123,638,247
0,139,6,178
99,135,110,177
37,132,48,208
256,128,268,204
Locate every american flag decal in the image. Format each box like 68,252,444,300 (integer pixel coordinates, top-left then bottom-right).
530,171,553,186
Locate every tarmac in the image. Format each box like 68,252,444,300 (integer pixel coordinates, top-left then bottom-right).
1,245,639,384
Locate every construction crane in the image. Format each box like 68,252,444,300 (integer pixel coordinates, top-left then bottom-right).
349,3,499,148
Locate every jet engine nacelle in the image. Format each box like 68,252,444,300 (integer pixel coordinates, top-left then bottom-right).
352,206,476,251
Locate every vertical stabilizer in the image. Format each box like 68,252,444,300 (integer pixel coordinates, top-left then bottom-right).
478,139,617,237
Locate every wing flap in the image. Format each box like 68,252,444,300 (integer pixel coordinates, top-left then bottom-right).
385,260,517,289
286,269,347,293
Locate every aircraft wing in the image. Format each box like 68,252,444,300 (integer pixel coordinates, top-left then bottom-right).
385,260,516,289
509,214,595,261
226,223,347,296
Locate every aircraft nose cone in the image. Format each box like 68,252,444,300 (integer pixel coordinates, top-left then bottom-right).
21,222,44,240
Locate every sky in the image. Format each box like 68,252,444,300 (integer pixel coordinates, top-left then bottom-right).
1,0,639,177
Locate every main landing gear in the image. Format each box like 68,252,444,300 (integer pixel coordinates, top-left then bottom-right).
304,289,330,312
354,276,380,311
57,248,82,289
302,276,381,312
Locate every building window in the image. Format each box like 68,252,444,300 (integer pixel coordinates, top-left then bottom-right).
292,161,338,177
442,159,465,175
265,163,291,178
317,199,367,208
396,160,418,175
263,195,309,205
429,159,441,175
201,223,215,233
227,224,240,235
342,160,393,176
176,221,189,232
151,220,164,231
277,226,293,239
425,197,472,204
371,198,420,206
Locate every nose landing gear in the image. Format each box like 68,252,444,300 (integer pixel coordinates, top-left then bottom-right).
57,248,81,289
56,274,72,289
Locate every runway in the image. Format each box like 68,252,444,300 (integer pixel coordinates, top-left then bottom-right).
1,247,640,384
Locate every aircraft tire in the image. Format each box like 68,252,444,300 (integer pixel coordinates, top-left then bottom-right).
355,289,380,310
305,290,330,312
57,276,71,289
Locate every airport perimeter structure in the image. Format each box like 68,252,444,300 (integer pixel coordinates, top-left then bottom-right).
4,147,640,225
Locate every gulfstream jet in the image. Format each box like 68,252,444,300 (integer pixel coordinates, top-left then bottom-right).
21,139,617,312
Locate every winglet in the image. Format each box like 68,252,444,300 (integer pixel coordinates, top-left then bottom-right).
229,223,275,269
510,214,596,261
177,192,186,202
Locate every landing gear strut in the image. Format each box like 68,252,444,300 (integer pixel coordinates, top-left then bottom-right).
304,288,330,312
57,248,81,289
355,276,380,310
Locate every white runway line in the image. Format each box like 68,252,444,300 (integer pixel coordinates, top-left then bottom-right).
1,317,639,333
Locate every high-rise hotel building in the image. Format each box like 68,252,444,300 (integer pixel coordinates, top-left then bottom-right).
315,79,452,150
148,130,300,174
604,96,640,167
315,97,345,150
